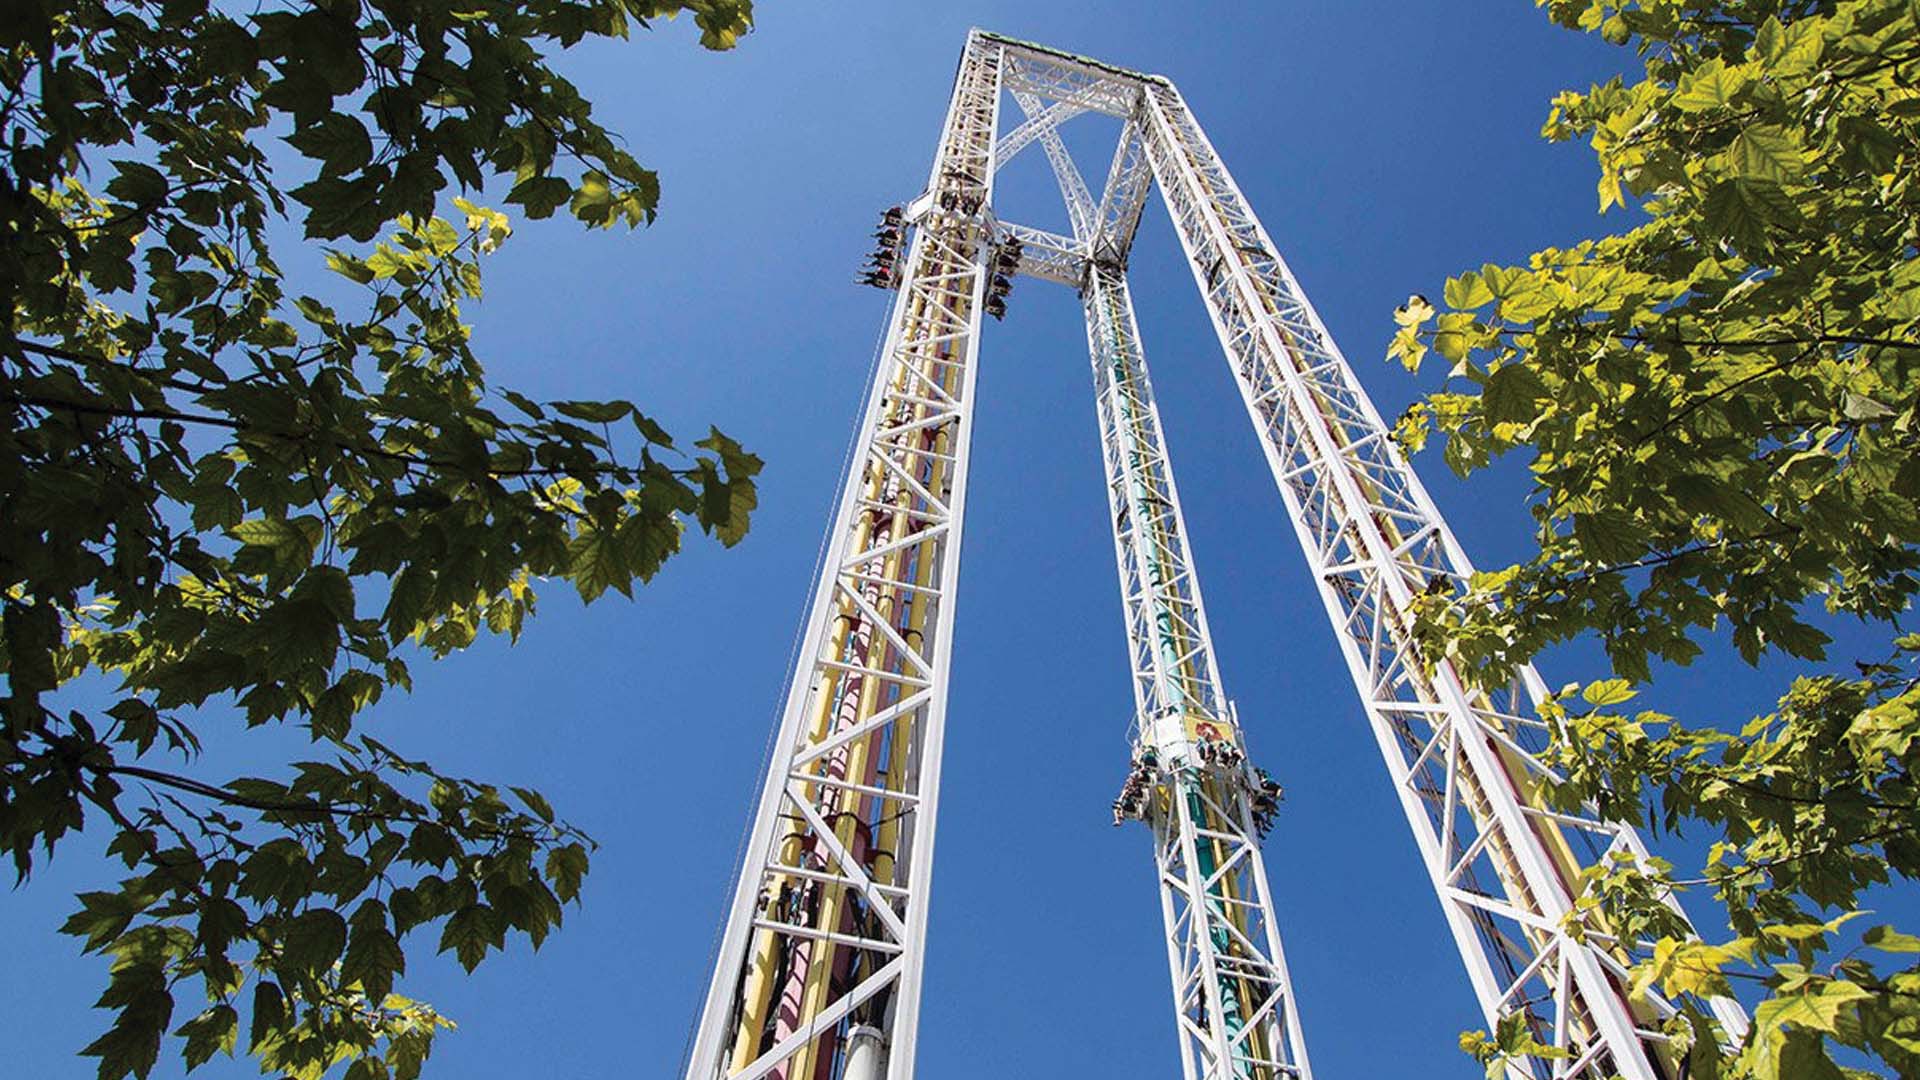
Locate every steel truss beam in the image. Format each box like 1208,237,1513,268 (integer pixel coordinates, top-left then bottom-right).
1010,68,1313,1080
1011,89,1097,241
1132,74,1749,1080
999,45,1139,118
688,28,1747,1080
685,31,1003,1080
1086,263,1312,1080
995,222,1083,288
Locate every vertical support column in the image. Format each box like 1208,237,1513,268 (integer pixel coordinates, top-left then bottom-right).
684,32,1003,1080
1086,263,1312,1080
1136,78,1745,1080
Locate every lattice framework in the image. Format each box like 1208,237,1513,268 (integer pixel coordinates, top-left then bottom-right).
684,30,1746,1080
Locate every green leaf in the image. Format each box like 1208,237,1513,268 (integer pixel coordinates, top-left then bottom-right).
1671,59,1746,112
3,599,60,694
1582,679,1638,707
506,176,573,219
1572,510,1641,565
62,889,149,953
698,427,763,480
175,1004,238,1069
500,389,546,419
553,400,632,424
510,786,555,823
290,173,389,241
1680,1005,1724,1080
1431,312,1475,363
343,901,406,1001
1754,979,1872,1036
325,250,376,284
81,962,171,1080
195,897,248,956
438,904,500,972
1444,272,1495,310
629,410,674,446
568,169,618,227
1864,925,1920,953
1769,1030,1847,1080
383,566,436,642
106,161,170,206
1835,115,1904,174
281,908,348,974
1667,473,1775,532
285,113,374,176
230,517,320,568
700,477,756,548
546,843,590,903
248,981,285,1053
1480,363,1550,426
1726,125,1804,184
1702,178,1799,255
292,301,339,339
1842,391,1896,422
567,525,629,602
345,1057,392,1080
297,565,357,623
1762,920,1839,943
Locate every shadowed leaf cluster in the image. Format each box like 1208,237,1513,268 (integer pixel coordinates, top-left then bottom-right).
1392,2,1920,1076
1,0,757,1076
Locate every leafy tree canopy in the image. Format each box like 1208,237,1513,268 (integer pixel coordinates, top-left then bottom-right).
1,1,759,1077
1391,1,1920,1076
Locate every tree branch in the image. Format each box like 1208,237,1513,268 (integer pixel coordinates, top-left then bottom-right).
93,761,563,843
3,390,640,480
1548,527,1800,591
5,337,224,394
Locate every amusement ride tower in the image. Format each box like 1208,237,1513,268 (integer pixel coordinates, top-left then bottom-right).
682,31,1747,1080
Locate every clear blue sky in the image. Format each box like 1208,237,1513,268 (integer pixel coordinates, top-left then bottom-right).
9,3,1914,1078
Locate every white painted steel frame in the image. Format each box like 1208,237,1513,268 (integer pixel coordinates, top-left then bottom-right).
1004,59,1313,1079
986,29,1745,1080
684,31,1003,1080
1133,73,1747,1080
1085,262,1313,1080
690,28,1747,1080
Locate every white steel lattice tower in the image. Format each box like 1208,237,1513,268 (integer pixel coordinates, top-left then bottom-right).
684,31,1747,1080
